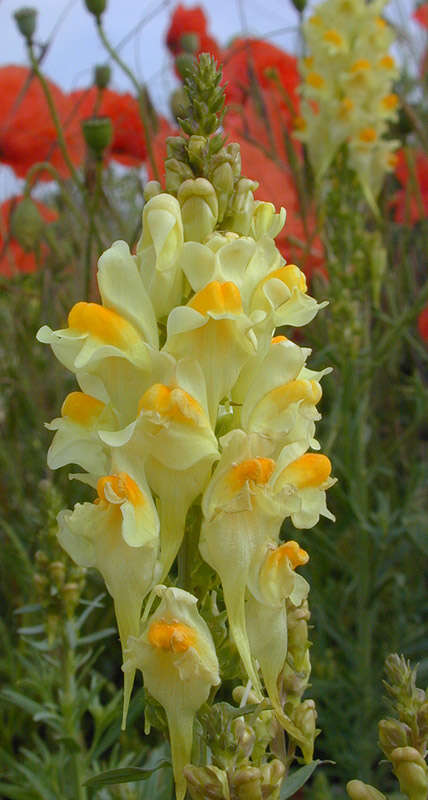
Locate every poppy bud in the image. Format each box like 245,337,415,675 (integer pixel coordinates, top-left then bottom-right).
179,32,199,54
82,116,113,157
10,197,44,252
13,7,37,40
84,0,107,19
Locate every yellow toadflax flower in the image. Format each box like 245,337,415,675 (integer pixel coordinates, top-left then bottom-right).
57,470,160,726
296,0,399,196
123,586,220,800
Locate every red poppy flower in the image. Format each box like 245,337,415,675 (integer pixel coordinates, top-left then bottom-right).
166,4,220,60
413,2,428,27
70,87,151,167
0,195,57,278
222,38,299,112
0,66,83,180
393,148,428,224
418,306,428,341
225,85,300,163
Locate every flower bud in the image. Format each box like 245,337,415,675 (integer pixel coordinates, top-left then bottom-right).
378,718,411,757
35,550,49,568
211,161,234,222
170,87,191,121
292,699,319,762
226,177,257,236
94,63,111,90
346,780,386,800
179,32,200,54
34,573,48,598
143,181,161,203
416,702,428,741
232,686,261,707
187,135,208,172
229,767,262,800
62,581,81,617
184,764,230,800
166,136,188,162
176,52,195,80
231,717,256,760
10,197,44,252
164,157,194,195
260,760,285,797
48,560,66,589
84,0,107,19
251,201,286,240
390,747,428,800
226,142,242,179
288,618,309,669
13,7,37,40
177,177,218,241
82,116,113,158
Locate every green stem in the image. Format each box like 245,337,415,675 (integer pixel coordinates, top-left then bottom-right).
95,19,160,181
84,157,103,300
27,44,83,191
24,162,88,230
62,619,86,800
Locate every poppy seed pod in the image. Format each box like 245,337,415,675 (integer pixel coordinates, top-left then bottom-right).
10,197,44,252
82,116,113,157
13,7,37,40
84,0,107,19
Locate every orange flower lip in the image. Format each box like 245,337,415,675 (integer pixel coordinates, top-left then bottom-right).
268,540,309,569
351,58,371,72
269,379,322,408
68,301,140,349
358,127,377,143
306,71,326,90
188,280,243,316
61,391,105,425
271,335,288,344
279,453,332,489
148,620,197,653
323,29,344,46
228,457,275,491
138,384,204,426
261,264,307,293
97,472,145,508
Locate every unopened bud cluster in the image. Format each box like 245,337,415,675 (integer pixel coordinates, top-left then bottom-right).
296,0,399,196
37,55,334,800
347,655,428,800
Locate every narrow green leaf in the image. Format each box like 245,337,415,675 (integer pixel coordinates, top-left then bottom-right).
13,604,43,615
1,688,43,717
0,783,35,800
77,627,116,646
83,761,170,789
17,625,45,635
280,760,332,799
